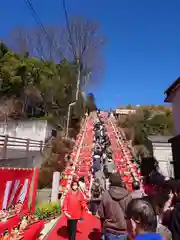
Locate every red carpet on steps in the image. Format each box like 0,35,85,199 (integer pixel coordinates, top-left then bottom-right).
47,212,101,240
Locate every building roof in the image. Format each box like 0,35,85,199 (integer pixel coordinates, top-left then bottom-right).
116,109,136,114
164,77,180,102
147,135,172,143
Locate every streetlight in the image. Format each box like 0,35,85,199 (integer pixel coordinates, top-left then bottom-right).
65,102,76,139
65,58,81,139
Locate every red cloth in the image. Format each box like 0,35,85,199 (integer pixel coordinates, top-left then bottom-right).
0,169,34,211
144,184,154,195
46,211,101,240
22,220,44,240
62,190,86,219
60,179,67,187
0,215,20,234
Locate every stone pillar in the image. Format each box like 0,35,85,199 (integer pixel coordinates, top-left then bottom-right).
51,171,60,202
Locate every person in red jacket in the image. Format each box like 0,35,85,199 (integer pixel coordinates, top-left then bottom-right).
63,180,87,240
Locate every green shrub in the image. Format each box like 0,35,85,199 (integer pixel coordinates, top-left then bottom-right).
35,202,61,220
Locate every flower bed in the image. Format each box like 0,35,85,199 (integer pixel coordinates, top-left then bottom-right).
35,202,61,222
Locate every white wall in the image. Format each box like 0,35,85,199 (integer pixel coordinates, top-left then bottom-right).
172,88,180,135
0,120,53,148
116,109,136,114
152,143,174,178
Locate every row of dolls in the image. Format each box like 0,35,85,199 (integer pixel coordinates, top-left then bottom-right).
0,202,23,222
0,214,39,240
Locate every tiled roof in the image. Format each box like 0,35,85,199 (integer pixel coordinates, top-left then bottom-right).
164,77,180,102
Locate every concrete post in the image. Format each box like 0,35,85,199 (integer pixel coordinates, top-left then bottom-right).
51,171,60,202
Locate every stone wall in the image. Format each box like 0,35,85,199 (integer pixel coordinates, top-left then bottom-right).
0,150,43,168
152,142,173,178
0,119,53,167
0,120,53,145
36,188,52,205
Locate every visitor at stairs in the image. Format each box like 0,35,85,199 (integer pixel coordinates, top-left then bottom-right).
150,193,172,240
103,166,111,191
95,141,101,150
106,150,113,160
95,129,101,141
106,147,113,155
94,145,103,156
104,158,116,174
93,153,102,174
98,172,132,240
102,152,107,164
131,181,145,199
93,154,101,166
94,122,100,131
78,176,87,198
125,199,163,240
103,148,112,162
89,178,103,215
100,125,105,137
62,180,87,240
95,166,106,191
165,180,180,240
105,138,111,148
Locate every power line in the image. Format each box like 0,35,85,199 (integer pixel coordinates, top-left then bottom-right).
24,0,62,59
62,0,81,101
62,0,76,57
24,0,52,45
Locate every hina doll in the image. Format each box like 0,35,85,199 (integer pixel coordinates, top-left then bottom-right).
0,209,7,220
10,227,19,240
2,230,10,240
19,216,28,231
15,201,23,213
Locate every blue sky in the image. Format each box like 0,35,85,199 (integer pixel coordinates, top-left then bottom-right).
1,0,180,109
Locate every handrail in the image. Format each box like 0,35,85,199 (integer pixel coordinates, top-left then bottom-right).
0,134,42,143
0,134,45,159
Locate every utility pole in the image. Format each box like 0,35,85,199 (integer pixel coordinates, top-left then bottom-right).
75,57,81,101
62,0,79,138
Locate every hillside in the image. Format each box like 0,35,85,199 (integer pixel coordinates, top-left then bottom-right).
116,105,173,161
0,42,97,188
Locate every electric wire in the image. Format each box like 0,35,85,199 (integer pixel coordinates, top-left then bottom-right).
62,0,76,57
24,0,63,60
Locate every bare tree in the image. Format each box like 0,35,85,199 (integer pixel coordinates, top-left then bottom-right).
5,26,63,61
5,27,30,54
5,16,105,86
60,16,105,87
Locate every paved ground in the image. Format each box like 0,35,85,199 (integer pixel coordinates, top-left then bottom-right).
39,217,60,239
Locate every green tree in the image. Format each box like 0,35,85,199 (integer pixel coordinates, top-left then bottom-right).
0,43,88,124
86,93,97,112
126,104,132,109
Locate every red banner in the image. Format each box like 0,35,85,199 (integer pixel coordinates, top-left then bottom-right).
0,168,34,211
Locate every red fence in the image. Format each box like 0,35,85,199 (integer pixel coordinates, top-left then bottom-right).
0,168,38,213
